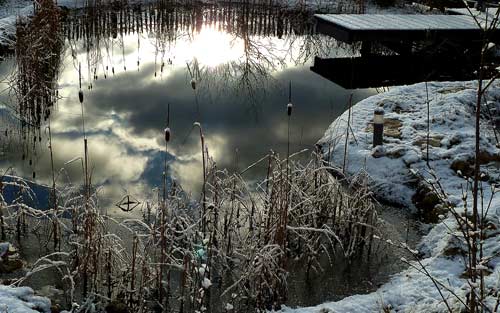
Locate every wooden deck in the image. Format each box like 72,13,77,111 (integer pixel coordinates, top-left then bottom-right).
314,14,498,43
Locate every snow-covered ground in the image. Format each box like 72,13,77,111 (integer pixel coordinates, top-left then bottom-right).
0,284,51,313
280,81,500,312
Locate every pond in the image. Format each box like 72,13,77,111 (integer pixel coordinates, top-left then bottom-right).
0,2,375,214
0,1,422,311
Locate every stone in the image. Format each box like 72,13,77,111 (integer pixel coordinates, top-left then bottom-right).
106,301,130,313
365,118,402,139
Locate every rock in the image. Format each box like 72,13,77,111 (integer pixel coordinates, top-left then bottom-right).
411,184,444,223
451,159,474,178
371,146,386,158
0,258,24,273
386,146,407,159
451,152,498,181
51,304,62,313
403,150,421,166
365,118,402,139
436,86,466,94
413,135,443,148
442,236,467,257
106,300,130,313
38,285,64,298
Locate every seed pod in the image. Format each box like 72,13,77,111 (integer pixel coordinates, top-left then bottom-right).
32,171,36,179
287,102,293,116
191,79,196,90
79,90,84,103
29,159,32,166
164,127,171,142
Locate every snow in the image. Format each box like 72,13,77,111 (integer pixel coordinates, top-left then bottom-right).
279,81,500,312
0,242,10,258
0,285,51,313
202,277,212,289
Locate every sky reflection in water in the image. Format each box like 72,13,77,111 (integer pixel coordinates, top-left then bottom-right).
1,8,376,215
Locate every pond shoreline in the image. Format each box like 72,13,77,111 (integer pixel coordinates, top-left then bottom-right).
281,81,500,312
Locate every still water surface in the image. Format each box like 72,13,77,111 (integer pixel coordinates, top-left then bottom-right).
0,3,375,214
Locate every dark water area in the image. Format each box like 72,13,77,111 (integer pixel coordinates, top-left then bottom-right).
0,2,376,215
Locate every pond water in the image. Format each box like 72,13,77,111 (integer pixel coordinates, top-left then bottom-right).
0,2,375,215
0,2,424,310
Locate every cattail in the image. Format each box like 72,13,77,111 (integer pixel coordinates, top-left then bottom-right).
164,127,171,142
287,81,293,116
191,79,196,90
32,171,36,179
79,90,83,103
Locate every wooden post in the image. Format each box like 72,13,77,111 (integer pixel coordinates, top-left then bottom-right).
373,108,384,147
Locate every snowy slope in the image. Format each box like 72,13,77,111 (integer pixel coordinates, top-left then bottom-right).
279,81,500,312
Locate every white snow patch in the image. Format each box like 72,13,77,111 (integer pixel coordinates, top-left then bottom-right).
0,285,51,313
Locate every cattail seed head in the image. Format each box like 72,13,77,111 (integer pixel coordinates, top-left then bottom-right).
164,127,171,142
78,90,84,103
287,102,293,116
191,79,196,90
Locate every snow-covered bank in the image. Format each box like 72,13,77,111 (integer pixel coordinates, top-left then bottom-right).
0,285,51,313
280,81,500,312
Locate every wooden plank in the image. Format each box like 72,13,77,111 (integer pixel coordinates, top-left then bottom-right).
313,14,495,43
315,14,479,31
446,7,499,28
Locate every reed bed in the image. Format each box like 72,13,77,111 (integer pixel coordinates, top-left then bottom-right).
0,144,377,312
